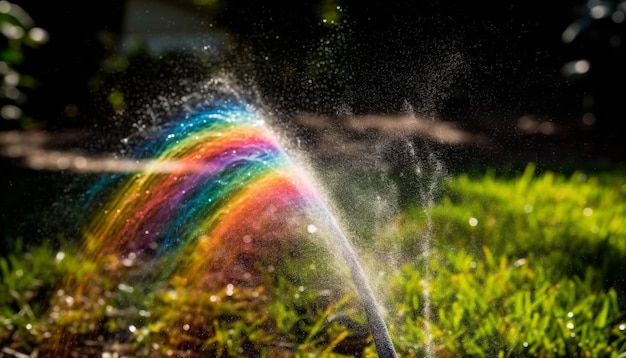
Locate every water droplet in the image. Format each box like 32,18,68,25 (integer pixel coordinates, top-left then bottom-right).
567,311,574,318
469,217,478,226
566,322,574,329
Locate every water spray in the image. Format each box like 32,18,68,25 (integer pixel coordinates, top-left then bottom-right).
322,211,398,358
48,98,398,356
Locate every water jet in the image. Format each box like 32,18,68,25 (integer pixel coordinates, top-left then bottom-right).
48,88,397,357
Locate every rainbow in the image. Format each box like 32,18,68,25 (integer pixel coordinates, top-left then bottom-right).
48,99,396,357
76,102,322,285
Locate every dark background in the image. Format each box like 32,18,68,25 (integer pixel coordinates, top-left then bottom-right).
6,0,625,161
1,0,625,248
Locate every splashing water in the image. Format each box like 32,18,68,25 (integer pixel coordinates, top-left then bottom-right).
407,138,445,358
48,97,396,356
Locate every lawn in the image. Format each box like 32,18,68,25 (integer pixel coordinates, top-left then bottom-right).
1,163,625,357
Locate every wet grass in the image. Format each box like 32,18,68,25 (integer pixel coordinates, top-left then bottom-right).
1,163,625,357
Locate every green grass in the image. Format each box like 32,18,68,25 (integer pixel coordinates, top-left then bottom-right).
385,163,626,357
0,236,85,351
1,163,625,357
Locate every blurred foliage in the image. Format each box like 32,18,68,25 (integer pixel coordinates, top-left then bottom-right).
559,0,626,156
562,0,626,72
0,1,48,128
